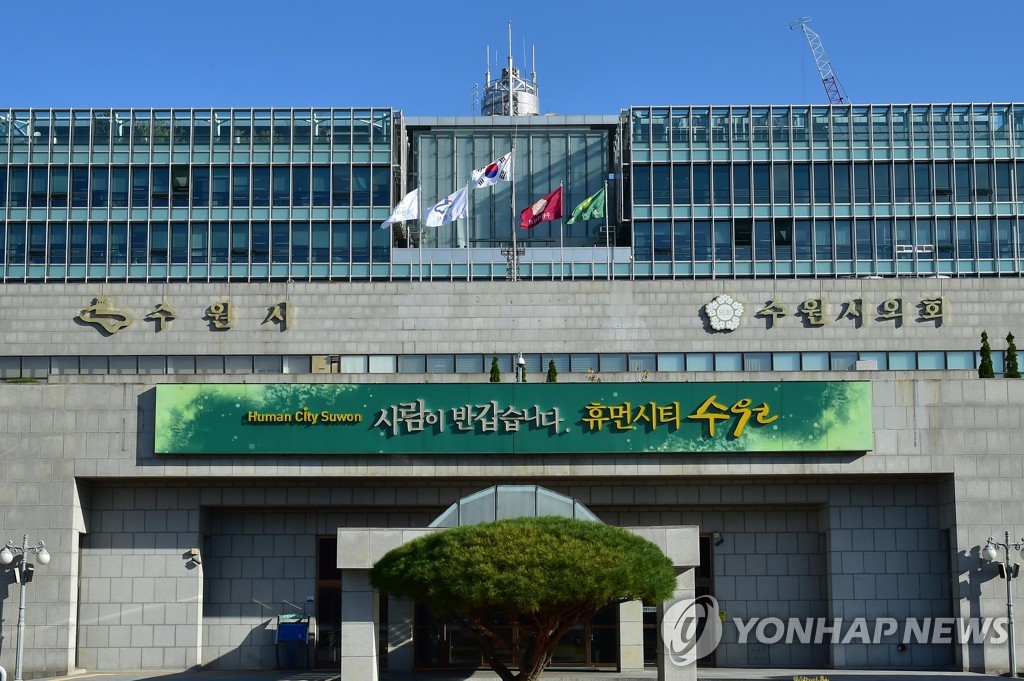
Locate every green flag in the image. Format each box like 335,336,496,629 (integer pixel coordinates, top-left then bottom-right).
566,187,606,225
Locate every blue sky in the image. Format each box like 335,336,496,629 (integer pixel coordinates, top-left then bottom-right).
5,1,1022,114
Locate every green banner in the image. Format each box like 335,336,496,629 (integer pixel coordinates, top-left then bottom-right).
154,382,872,455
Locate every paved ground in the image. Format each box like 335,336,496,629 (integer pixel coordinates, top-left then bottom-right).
33,668,1008,681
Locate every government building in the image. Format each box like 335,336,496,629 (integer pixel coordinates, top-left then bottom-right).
2,80,1024,679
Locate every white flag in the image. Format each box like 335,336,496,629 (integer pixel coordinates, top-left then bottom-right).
380,188,420,229
424,187,469,227
471,151,514,189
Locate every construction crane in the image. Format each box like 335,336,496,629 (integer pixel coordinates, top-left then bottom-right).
789,17,849,105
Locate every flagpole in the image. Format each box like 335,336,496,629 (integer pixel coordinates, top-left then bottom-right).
605,179,611,280
508,22,519,282
559,180,564,280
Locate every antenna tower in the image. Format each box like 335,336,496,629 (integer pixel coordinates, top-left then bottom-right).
789,17,849,104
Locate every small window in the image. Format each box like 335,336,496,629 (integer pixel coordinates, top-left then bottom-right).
628,353,656,372
283,355,311,374
254,356,282,374
715,353,742,371
80,356,107,374
339,356,367,373
889,352,917,370
858,351,888,370
772,352,800,371
51,357,80,376
109,356,137,374
688,353,713,371
225,356,252,374
657,353,685,372
425,355,454,373
916,351,943,370
802,352,829,370
398,355,426,373
455,355,483,374
601,354,628,373
541,354,569,374
743,353,771,371
139,356,166,374
830,352,857,370
369,356,396,374
24,357,49,378
946,351,975,370
167,356,196,375
196,356,224,374
571,353,599,373
0,357,20,378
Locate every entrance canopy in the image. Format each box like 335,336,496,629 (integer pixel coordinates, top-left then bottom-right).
428,484,601,528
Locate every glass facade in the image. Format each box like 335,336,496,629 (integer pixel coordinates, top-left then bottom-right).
2,104,1023,282
0,108,395,281
627,104,1024,277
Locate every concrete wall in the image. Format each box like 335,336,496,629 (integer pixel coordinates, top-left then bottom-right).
0,276,1023,675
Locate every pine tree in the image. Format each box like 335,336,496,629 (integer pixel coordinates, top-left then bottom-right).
979,331,995,378
1006,333,1021,378
489,356,501,383
546,360,558,383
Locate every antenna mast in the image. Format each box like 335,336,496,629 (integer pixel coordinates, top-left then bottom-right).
789,17,849,104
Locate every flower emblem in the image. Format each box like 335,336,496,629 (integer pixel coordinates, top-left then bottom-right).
705,294,744,331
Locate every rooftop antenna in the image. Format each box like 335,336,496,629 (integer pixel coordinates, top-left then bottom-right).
480,24,540,116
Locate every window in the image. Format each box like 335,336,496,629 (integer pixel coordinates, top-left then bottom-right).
652,165,670,204
692,165,710,204
251,166,269,206
151,167,169,207
90,167,109,207
733,164,750,203
232,166,250,207
833,164,850,203
773,164,790,203
167,356,195,374
753,164,770,204
914,163,931,203
292,166,311,206
793,164,810,203
196,356,225,373
273,166,290,206
672,164,690,203
875,163,892,203
813,164,831,204
854,163,871,203
712,165,730,204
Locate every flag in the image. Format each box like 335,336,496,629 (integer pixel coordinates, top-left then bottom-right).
471,151,514,189
520,187,563,230
424,186,469,227
566,187,606,225
380,188,420,229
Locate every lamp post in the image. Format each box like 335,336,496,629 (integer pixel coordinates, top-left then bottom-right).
983,531,1024,678
0,535,51,681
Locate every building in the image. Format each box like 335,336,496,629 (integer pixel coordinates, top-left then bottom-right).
1,99,1024,678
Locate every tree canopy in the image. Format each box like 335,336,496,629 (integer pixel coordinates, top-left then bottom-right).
370,516,676,681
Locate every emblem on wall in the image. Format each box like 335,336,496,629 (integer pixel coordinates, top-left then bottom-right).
705,294,744,332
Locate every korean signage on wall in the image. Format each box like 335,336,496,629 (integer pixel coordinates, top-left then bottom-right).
154,382,872,455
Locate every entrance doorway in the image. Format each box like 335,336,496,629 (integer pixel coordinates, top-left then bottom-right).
413,603,619,670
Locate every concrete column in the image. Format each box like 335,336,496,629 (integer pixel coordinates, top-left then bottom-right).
340,569,379,681
657,568,697,681
387,593,415,672
619,600,645,672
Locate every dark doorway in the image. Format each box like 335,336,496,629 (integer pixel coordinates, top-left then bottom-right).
643,533,716,667
413,603,619,670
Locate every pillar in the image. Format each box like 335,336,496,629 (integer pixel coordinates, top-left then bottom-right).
340,569,378,681
658,568,697,681
619,600,645,672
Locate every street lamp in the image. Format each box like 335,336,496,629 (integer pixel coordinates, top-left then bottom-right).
0,535,51,681
516,353,526,383
983,531,1024,678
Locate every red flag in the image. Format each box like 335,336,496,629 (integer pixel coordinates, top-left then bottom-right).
520,187,563,230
